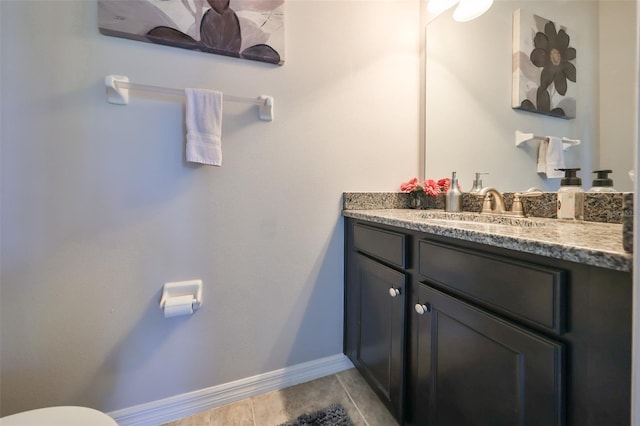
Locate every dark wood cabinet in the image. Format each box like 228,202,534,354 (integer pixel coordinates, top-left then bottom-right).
353,254,406,421
344,217,632,426
345,223,408,422
412,283,564,425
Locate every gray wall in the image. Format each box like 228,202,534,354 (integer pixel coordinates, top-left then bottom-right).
599,0,638,191
0,0,421,415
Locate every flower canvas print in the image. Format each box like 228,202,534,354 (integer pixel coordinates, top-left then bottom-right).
98,0,284,65
512,9,576,119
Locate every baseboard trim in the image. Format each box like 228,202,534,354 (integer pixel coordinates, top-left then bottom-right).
108,353,354,426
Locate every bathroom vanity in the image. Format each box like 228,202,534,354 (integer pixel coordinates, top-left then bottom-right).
343,207,632,426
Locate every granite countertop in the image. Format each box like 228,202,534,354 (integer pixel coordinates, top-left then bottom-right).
343,208,632,272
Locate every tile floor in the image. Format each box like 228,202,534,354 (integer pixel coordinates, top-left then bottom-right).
163,368,398,426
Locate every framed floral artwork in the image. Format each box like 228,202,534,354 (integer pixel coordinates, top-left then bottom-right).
98,0,284,65
512,9,576,119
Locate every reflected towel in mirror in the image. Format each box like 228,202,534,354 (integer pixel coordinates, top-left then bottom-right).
537,137,565,178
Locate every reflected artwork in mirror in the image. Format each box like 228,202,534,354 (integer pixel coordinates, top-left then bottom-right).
512,9,577,119
425,0,637,192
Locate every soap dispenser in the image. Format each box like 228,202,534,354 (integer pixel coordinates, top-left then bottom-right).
469,173,488,194
445,171,463,213
588,169,617,192
557,168,584,220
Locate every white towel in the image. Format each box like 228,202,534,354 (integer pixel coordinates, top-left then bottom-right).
537,137,565,178
185,88,223,166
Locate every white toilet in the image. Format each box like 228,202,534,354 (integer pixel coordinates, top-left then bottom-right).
0,406,117,425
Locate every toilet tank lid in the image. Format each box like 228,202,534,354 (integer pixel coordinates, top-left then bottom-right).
0,406,117,426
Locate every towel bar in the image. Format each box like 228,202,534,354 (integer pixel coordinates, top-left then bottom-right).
105,74,274,121
514,130,580,151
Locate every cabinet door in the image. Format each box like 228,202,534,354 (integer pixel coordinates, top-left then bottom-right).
352,253,406,422
412,283,564,426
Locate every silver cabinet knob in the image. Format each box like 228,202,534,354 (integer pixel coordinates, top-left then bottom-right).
389,288,400,297
415,303,431,315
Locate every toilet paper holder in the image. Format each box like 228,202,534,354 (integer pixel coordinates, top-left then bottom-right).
160,280,203,313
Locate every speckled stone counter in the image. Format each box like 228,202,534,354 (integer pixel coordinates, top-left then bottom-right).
345,191,634,255
344,192,631,221
623,193,634,252
342,208,632,272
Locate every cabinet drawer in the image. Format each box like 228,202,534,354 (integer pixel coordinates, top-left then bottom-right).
419,240,565,334
353,224,407,268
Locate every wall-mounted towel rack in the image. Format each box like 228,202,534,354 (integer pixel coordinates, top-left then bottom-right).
514,130,580,150
105,75,274,121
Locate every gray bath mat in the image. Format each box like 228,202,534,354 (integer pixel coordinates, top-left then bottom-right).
279,403,354,426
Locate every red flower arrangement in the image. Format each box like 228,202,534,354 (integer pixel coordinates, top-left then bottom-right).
400,177,452,197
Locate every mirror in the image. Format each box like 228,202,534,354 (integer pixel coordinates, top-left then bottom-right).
425,0,637,192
